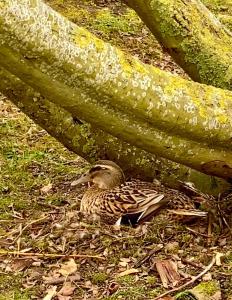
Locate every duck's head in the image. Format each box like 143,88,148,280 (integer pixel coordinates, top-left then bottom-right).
71,160,125,189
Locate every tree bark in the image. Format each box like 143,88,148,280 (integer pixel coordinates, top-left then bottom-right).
218,14,232,32
1,67,229,195
0,0,232,180
123,0,232,90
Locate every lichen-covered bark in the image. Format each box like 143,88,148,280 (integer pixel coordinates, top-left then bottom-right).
1,67,229,195
0,0,232,179
218,14,232,32
124,0,232,90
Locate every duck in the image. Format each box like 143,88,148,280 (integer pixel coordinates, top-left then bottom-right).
71,160,208,226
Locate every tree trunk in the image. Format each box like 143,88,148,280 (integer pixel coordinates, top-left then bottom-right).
124,0,232,90
0,0,232,180
1,67,229,195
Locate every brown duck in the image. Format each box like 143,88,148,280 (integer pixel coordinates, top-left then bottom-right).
72,160,207,225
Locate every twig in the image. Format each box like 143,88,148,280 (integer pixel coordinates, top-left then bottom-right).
181,258,204,269
44,275,81,285
37,201,62,210
216,271,231,277
12,216,49,244
217,194,232,233
0,250,105,260
153,256,216,300
207,213,213,244
135,245,163,268
186,227,208,238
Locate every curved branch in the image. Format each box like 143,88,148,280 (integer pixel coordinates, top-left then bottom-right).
0,0,231,179
0,45,231,179
123,0,232,90
1,66,229,194
0,0,232,149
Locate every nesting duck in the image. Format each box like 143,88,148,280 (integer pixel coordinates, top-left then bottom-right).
72,160,207,226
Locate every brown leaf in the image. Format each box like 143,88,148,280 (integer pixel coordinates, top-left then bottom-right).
43,286,57,300
40,183,53,194
108,282,119,295
116,268,139,278
215,252,224,266
57,296,71,300
11,258,33,272
58,282,76,296
202,272,212,281
59,259,77,277
119,258,131,267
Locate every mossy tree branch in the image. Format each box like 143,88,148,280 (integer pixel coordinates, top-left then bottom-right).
123,0,232,90
1,67,229,194
0,0,232,179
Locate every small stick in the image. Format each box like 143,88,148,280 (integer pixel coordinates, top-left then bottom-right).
44,275,81,285
207,213,213,245
135,245,163,268
0,250,105,260
13,216,48,244
181,258,204,269
186,227,208,238
153,256,216,300
37,201,62,210
217,194,232,233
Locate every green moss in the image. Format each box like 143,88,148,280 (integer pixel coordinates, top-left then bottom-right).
175,291,197,299
225,251,232,263
181,234,192,243
146,276,156,286
117,275,136,285
148,287,165,297
193,281,219,296
0,275,32,300
103,286,146,300
101,237,112,247
91,272,108,284
0,291,31,300
43,194,67,206
93,8,141,34
202,0,232,14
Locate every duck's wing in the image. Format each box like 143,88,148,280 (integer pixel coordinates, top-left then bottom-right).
100,180,168,225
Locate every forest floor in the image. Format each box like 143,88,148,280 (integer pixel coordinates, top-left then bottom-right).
0,0,231,299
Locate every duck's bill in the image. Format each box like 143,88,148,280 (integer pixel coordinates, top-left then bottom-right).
70,174,90,186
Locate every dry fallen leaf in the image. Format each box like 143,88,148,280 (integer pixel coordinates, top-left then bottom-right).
108,282,119,295
58,282,76,296
116,268,139,278
40,183,53,194
120,258,131,263
202,272,212,281
57,296,71,300
43,286,57,300
11,258,33,272
119,258,131,267
215,252,224,266
59,259,77,277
